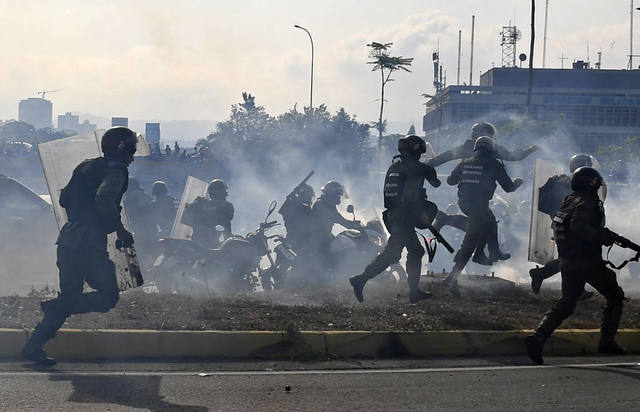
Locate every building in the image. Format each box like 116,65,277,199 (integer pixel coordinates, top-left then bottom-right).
57,112,96,134
18,98,52,130
423,63,640,152
145,123,160,149
111,117,128,127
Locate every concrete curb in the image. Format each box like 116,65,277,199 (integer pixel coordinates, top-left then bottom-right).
1,328,640,360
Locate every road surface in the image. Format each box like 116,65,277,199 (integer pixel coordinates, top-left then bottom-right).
0,356,638,410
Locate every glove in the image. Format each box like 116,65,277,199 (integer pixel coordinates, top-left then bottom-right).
116,227,135,248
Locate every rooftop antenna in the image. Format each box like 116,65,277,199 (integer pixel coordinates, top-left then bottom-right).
596,51,602,69
432,41,443,92
36,90,61,100
543,0,550,68
630,0,634,70
500,21,521,67
470,15,475,86
457,30,462,85
559,53,568,69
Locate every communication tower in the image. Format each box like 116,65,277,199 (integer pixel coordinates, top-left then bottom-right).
500,22,521,68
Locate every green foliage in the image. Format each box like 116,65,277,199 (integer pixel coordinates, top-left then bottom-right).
596,136,640,172
366,42,413,143
202,93,371,177
0,121,72,145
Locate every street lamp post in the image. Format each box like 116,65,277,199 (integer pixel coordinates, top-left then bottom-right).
294,24,314,109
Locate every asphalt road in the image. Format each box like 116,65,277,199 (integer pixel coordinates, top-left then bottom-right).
0,356,638,411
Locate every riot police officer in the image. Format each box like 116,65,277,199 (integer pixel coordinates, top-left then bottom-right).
21,127,138,366
428,122,535,263
529,154,597,294
148,180,177,237
310,180,363,258
427,122,538,167
443,136,523,294
349,135,441,303
278,183,315,255
525,167,626,364
182,179,234,249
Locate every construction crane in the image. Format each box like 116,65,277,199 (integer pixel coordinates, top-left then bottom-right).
36,90,61,100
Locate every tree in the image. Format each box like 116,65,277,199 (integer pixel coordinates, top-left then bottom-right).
366,42,413,147
407,124,416,135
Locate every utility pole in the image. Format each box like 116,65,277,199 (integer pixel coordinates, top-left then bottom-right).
630,0,634,70
469,15,475,86
542,0,549,68
526,0,535,115
457,30,462,85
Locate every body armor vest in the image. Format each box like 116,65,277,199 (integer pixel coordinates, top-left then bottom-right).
60,157,128,231
383,157,406,210
552,193,605,258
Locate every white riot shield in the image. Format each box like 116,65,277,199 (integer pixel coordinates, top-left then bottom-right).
528,159,564,265
38,131,143,291
169,176,208,240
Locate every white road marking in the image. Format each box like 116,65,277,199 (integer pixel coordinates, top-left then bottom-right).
0,362,638,377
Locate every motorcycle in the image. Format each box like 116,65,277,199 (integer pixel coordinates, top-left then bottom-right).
150,201,280,293
328,205,407,282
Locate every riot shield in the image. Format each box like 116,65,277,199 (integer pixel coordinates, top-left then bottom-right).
528,159,564,265
38,131,143,291
169,176,208,240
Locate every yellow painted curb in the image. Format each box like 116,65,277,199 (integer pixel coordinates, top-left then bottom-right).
1,329,639,360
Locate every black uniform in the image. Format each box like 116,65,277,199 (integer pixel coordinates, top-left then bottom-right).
148,193,177,237
310,195,362,256
279,194,314,255
531,191,624,344
427,139,536,168
531,174,573,280
24,157,129,354
182,196,234,249
428,139,535,258
448,152,520,271
355,155,440,296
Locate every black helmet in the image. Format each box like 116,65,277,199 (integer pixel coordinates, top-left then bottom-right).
473,136,496,153
471,122,497,139
397,135,427,156
298,183,315,204
321,180,345,205
569,154,594,173
208,179,228,198
101,127,138,156
152,181,168,197
571,167,602,192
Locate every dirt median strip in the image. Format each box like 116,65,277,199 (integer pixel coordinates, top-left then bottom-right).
1,328,640,360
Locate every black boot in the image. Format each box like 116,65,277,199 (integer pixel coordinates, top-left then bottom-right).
472,251,492,266
599,302,624,354
529,267,544,295
21,322,58,367
598,338,627,354
524,335,545,364
488,250,511,263
409,289,432,303
349,275,368,303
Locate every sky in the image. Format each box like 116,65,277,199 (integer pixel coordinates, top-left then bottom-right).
0,0,636,134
